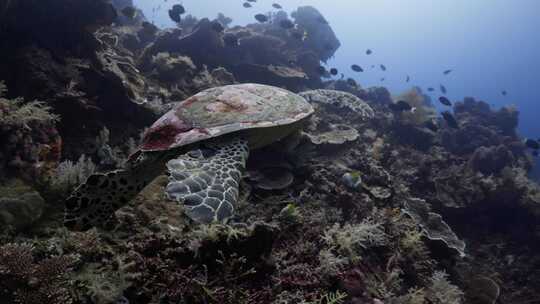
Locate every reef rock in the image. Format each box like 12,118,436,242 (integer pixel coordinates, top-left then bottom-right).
0,179,45,230
469,145,515,175
291,6,341,62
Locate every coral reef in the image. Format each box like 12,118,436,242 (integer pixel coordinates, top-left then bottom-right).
0,2,539,304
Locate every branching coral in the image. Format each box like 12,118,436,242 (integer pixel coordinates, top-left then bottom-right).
322,217,388,262
0,82,60,128
0,81,61,178
0,243,75,304
51,154,96,193
427,271,464,304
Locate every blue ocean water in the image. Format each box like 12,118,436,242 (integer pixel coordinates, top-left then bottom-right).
135,0,540,177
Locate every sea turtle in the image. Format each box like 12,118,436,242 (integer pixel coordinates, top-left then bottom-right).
64,83,313,231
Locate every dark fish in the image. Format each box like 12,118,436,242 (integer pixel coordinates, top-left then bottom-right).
340,73,345,80
351,64,363,72
380,64,386,71
439,96,452,106
272,3,282,9
223,33,239,47
441,111,459,129
389,100,412,112
316,66,326,75
347,78,357,87
380,77,385,81
525,139,540,150
427,87,435,92
366,49,372,55
279,19,295,29
168,4,184,23
211,21,224,33
406,75,410,82
121,6,137,19
424,120,439,132
533,150,539,157
502,90,507,96
254,14,269,23
371,65,375,68
247,0,257,2
329,68,338,76
440,84,447,94
243,2,252,8
443,69,452,75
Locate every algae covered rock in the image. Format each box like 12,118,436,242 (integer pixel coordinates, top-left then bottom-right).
0,179,45,230
291,6,341,62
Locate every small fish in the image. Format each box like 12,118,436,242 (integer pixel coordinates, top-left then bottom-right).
406,75,410,82
351,64,363,72
279,19,295,29
330,68,338,76
380,77,385,81
427,87,434,92
223,33,239,47
340,73,345,80
441,111,459,129
347,78,357,87
168,4,184,23
254,14,268,23
243,2,252,8
424,120,439,132
380,64,386,71
371,65,375,68
439,96,452,106
272,3,282,9
525,139,540,150
389,100,412,112
316,66,326,75
502,90,507,96
121,6,137,19
443,69,452,75
440,84,447,94
366,49,372,55
247,0,257,2
533,150,539,157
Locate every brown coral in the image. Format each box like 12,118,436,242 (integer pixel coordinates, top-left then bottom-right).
0,243,75,304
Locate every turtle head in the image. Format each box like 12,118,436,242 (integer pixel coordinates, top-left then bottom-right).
63,174,121,231
64,196,109,231
63,169,151,231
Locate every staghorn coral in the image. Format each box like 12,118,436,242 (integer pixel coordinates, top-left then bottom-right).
0,243,75,304
0,81,61,179
427,271,464,304
51,154,96,193
322,217,388,262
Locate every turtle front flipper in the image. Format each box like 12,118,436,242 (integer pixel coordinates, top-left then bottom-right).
165,138,249,223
